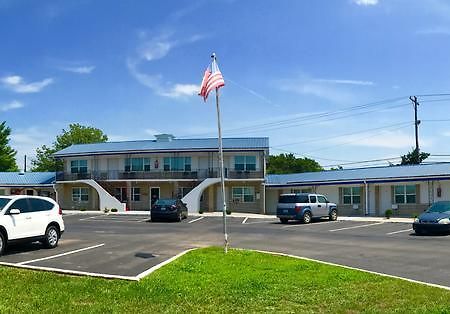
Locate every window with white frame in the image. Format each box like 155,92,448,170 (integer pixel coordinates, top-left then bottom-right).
132,187,141,202
71,160,88,173
0,189,4,195
72,187,89,202
163,157,191,171
394,185,416,204
124,158,150,172
232,187,255,203
234,156,256,171
343,187,361,204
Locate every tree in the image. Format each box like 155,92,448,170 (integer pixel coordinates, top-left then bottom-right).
32,124,108,172
400,148,430,165
267,153,323,174
0,121,19,171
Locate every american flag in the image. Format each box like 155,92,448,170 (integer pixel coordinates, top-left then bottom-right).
198,56,225,101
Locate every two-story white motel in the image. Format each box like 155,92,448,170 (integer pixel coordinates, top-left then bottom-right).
53,134,269,213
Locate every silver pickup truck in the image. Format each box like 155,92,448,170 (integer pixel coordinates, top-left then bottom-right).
276,193,337,224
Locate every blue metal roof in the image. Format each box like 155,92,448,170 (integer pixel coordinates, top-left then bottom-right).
0,172,55,186
53,137,269,157
266,163,450,186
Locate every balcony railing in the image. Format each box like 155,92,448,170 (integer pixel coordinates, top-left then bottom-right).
56,169,264,181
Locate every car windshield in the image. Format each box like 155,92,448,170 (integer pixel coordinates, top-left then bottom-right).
279,195,309,203
155,199,176,206
0,197,11,211
427,201,450,213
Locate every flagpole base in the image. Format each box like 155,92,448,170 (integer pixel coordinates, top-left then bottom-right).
224,233,229,254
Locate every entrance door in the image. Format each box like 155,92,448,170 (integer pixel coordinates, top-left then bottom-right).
150,187,160,207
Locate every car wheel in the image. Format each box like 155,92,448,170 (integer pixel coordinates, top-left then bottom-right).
329,209,338,221
280,218,288,224
302,211,312,224
0,232,5,256
44,225,59,249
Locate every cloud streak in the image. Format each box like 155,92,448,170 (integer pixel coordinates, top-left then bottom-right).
353,0,378,6
128,31,204,98
60,65,96,74
0,100,23,112
1,75,53,93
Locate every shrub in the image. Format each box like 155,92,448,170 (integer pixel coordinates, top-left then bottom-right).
111,208,118,213
385,209,393,219
198,209,204,214
226,209,232,215
79,208,86,212
103,208,110,214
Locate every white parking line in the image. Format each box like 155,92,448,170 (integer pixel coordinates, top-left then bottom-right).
242,217,249,224
79,216,101,221
282,221,335,229
386,228,413,235
188,217,205,224
329,222,384,232
17,244,105,265
136,248,195,279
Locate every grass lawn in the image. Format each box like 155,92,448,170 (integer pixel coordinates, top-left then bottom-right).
0,247,449,313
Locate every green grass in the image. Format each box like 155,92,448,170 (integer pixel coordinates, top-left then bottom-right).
0,247,449,313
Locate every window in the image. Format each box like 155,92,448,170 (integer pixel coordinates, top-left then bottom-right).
317,195,328,203
163,157,191,171
234,156,256,171
28,199,54,212
72,187,89,202
71,160,88,173
343,187,361,204
132,188,140,202
9,199,31,213
114,187,127,202
0,189,5,196
124,158,150,172
279,195,309,203
309,195,317,203
394,185,416,204
232,187,255,203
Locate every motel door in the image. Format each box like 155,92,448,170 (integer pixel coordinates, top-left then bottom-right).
150,187,160,207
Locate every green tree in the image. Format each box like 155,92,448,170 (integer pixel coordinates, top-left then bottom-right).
400,148,430,165
267,153,323,174
32,124,108,172
0,121,19,171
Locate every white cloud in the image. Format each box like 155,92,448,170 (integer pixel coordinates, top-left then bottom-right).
0,100,23,112
128,30,204,98
442,131,450,137
312,79,375,86
353,0,378,6
1,75,54,93
60,66,95,74
416,26,450,36
127,59,199,99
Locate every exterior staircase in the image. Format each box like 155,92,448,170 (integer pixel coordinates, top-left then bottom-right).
182,178,221,213
76,179,126,212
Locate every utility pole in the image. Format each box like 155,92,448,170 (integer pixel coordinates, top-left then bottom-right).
409,96,420,152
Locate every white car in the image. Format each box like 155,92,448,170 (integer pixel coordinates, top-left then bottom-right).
0,195,65,256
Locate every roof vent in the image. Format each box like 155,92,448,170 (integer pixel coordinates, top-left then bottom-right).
155,134,175,142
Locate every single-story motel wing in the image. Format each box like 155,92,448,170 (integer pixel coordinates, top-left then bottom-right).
1,137,450,217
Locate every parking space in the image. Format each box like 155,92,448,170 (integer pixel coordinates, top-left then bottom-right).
0,214,449,287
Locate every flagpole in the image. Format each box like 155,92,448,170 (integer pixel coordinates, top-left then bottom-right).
212,53,229,254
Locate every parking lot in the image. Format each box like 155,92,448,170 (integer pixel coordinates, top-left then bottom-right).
0,213,449,287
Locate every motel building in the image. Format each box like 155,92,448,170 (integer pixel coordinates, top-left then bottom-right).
265,163,450,217
52,134,268,214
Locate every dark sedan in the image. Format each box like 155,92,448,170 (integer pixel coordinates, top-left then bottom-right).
151,199,188,222
413,201,450,235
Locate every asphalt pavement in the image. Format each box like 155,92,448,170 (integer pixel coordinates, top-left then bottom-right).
0,213,449,287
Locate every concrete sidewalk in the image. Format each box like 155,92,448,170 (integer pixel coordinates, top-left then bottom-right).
63,210,413,223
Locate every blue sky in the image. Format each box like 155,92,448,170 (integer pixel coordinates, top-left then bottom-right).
1,0,450,170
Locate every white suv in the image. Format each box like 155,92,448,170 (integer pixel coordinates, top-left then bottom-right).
0,195,65,256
